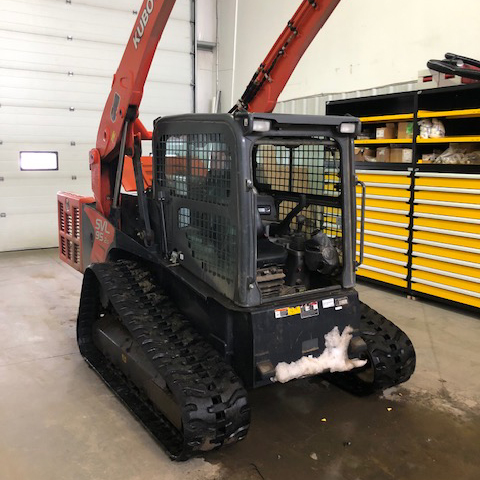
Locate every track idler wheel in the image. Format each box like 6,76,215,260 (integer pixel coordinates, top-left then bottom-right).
326,302,416,396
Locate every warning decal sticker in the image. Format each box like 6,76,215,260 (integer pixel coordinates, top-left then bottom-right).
322,298,335,309
275,302,319,319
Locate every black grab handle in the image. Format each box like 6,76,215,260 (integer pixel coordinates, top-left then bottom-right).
427,52,480,81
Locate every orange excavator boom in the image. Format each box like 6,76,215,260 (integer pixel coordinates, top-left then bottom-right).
231,0,341,113
90,0,342,217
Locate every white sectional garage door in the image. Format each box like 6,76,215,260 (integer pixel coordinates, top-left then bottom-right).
0,0,193,251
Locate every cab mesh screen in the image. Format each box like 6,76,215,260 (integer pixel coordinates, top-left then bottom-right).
254,141,342,239
157,133,231,205
156,133,236,288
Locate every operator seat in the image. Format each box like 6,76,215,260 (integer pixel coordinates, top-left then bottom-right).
255,194,288,268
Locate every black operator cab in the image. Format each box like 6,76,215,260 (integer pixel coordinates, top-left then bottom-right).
152,112,360,308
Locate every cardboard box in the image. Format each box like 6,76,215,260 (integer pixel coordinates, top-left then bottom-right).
256,145,310,191
419,153,437,164
355,147,375,162
391,148,412,163
438,71,480,87
417,69,440,90
376,123,396,140
397,122,413,139
376,147,390,162
354,147,364,162
364,148,375,161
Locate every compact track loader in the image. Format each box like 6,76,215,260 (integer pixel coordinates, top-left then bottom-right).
58,0,415,460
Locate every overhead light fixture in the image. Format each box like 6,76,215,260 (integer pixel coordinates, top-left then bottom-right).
252,120,271,132
339,123,356,134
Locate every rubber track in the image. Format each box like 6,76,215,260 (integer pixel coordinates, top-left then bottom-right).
77,259,250,460
325,301,416,396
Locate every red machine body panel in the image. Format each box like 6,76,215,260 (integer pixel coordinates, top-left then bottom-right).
58,192,116,273
58,0,343,270
122,156,153,191
83,206,116,265
57,192,94,272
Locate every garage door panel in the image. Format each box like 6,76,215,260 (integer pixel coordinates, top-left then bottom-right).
0,142,91,155
1,116,186,146
0,143,91,175
1,182,89,199
0,161,90,178
0,71,108,103
0,142,90,165
0,0,193,252
141,83,193,115
139,115,163,132
1,176,90,190
0,29,192,66
0,0,191,48
4,192,92,214
0,162,91,176
0,214,60,250
0,35,192,85
1,123,98,142
2,71,191,113
1,80,191,116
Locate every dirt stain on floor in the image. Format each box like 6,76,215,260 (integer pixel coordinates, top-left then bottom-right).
210,378,480,480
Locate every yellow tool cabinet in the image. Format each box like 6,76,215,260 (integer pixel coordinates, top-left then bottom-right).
411,172,480,309
327,83,480,311
355,169,480,309
356,170,410,288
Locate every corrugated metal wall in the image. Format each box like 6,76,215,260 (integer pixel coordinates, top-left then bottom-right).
275,81,417,116
0,0,193,251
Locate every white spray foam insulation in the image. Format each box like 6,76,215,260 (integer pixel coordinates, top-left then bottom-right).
274,326,367,383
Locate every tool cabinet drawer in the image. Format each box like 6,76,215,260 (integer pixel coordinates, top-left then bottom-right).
356,170,411,186
412,216,480,236
414,172,480,190
413,226,480,255
356,185,410,199
357,266,407,288
356,197,410,212
412,239,480,265
411,255,480,280
411,281,480,309
359,219,409,239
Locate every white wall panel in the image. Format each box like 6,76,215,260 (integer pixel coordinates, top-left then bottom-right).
0,0,194,252
218,0,480,108
196,0,216,44
196,49,214,113
216,0,236,110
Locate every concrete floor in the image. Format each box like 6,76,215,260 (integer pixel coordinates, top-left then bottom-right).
1,249,479,480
